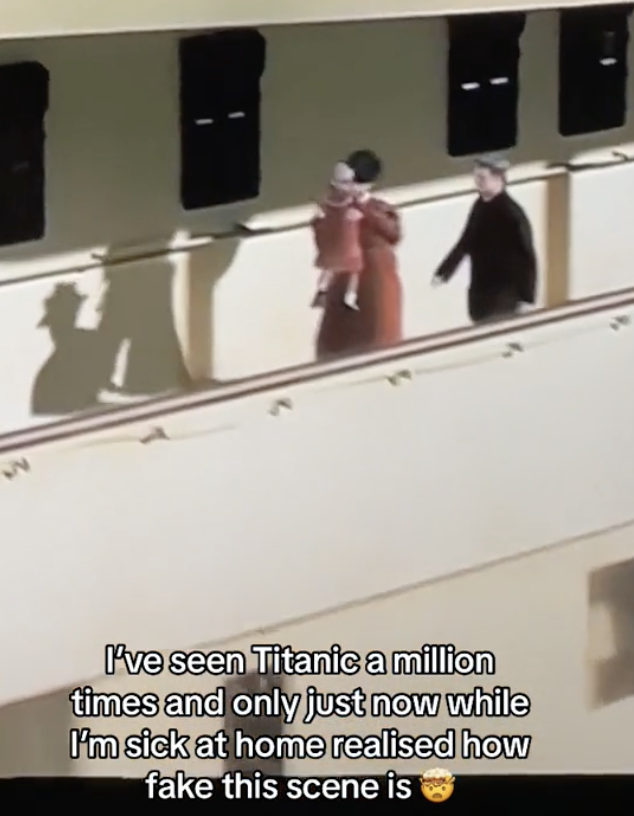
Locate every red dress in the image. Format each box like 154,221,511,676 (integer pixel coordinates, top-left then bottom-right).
313,187,363,276
314,197,403,360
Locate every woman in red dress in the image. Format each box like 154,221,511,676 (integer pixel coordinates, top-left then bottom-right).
313,150,403,361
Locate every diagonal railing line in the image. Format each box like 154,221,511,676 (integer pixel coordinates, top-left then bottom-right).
0,284,632,457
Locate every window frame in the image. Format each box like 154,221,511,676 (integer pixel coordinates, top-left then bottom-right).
446,13,526,158
0,60,49,248
178,28,267,212
558,5,633,138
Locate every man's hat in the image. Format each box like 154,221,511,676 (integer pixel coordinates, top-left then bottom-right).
37,283,86,328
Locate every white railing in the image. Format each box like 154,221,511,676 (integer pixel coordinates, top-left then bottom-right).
0,282,632,459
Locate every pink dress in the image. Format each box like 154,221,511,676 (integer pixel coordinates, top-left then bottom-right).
315,198,403,360
313,185,363,276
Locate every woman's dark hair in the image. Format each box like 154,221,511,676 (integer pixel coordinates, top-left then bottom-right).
345,149,383,184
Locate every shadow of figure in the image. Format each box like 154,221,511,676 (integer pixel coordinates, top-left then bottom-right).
31,283,110,416
97,253,191,401
30,241,243,417
314,150,403,361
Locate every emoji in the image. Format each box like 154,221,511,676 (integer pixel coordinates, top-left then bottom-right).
420,767,455,803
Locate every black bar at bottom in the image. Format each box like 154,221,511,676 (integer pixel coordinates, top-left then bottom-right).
0,775,629,811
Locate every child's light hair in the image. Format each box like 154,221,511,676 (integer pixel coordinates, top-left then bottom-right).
331,161,355,187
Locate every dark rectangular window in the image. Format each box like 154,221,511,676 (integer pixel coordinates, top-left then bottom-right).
447,13,526,157
588,557,634,708
179,29,266,210
0,61,49,247
559,6,633,137
224,670,284,774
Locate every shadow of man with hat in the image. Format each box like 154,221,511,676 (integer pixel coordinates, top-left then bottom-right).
31,283,111,416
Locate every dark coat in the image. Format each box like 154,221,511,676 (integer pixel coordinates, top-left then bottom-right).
435,191,538,323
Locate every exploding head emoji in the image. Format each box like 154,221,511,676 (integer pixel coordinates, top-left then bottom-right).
420,768,455,803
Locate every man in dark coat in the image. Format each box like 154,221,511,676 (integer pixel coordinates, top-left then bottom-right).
431,154,538,324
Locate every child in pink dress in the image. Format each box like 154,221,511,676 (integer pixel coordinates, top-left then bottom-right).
312,162,364,310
